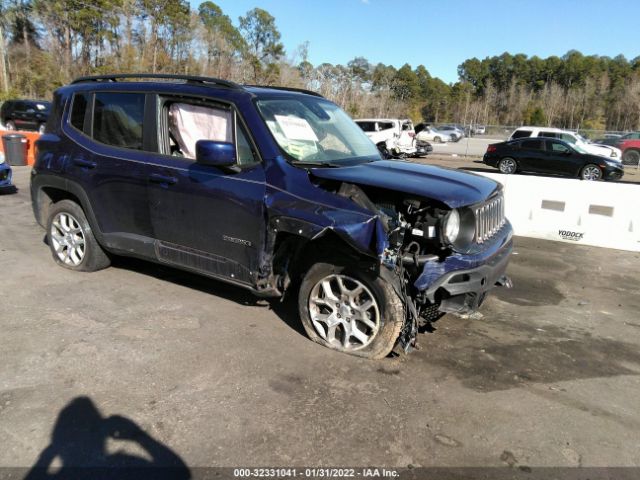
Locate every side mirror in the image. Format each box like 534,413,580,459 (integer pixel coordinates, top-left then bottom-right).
195,140,236,167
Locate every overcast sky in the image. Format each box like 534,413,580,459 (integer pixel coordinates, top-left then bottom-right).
193,0,640,84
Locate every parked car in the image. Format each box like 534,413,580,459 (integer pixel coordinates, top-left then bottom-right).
0,99,51,133
415,123,451,143
31,73,513,359
355,118,417,157
483,137,624,181
508,126,622,160
618,137,640,165
591,134,621,147
473,125,486,135
0,152,12,189
437,125,463,141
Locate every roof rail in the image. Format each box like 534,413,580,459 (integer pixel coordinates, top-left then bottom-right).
244,84,324,98
71,74,242,90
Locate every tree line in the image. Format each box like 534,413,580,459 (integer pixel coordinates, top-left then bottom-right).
1,0,639,132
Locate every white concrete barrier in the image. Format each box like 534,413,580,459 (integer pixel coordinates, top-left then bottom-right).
476,172,640,252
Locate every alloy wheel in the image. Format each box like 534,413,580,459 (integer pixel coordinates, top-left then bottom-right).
50,212,86,266
499,158,516,174
308,274,380,351
582,165,602,181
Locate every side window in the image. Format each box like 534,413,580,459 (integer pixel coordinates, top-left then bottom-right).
539,131,558,139
356,121,375,132
560,133,576,144
70,93,91,132
378,122,394,131
521,139,544,150
511,130,532,139
93,92,145,150
166,102,232,159
236,123,259,165
548,141,570,153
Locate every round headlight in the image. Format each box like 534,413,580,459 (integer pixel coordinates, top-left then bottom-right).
443,209,460,244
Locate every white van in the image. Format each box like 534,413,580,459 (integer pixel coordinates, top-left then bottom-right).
509,127,622,160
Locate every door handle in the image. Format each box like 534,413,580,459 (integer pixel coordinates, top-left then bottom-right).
72,158,97,169
149,173,177,185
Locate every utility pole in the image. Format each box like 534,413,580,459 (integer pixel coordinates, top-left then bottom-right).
0,21,9,93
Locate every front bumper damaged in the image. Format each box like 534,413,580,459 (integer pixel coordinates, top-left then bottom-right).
415,225,513,315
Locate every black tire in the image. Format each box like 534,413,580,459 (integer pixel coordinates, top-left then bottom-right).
622,149,640,166
298,262,404,359
46,199,111,272
498,157,517,174
434,136,442,143
5,120,16,130
580,164,603,181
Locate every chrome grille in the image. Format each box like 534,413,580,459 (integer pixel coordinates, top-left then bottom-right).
474,194,505,244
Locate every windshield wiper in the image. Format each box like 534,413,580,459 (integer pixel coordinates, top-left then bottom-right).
289,160,341,168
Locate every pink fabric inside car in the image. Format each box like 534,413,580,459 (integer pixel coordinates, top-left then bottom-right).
168,103,232,159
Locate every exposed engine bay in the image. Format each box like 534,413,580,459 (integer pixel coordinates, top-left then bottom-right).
322,181,464,352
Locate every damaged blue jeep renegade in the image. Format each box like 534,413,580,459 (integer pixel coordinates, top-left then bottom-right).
31,74,512,358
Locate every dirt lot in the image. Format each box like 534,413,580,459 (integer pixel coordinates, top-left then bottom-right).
1,166,640,473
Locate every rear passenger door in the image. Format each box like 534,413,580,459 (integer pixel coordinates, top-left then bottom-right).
62,91,157,255
145,95,266,287
518,139,548,172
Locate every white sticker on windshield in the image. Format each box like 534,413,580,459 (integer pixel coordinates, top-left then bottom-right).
274,115,318,142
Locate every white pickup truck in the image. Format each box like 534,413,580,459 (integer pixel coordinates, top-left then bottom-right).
355,118,418,157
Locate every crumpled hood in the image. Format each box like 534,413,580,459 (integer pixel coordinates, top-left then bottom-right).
310,160,499,208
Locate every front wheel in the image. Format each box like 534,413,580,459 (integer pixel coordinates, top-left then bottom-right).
434,136,442,143
580,164,602,181
5,120,16,130
298,262,404,359
38,123,46,134
498,157,517,174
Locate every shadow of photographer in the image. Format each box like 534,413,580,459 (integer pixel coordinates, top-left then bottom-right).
25,396,191,480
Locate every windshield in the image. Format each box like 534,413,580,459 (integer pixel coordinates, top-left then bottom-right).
572,143,588,154
256,97,380,164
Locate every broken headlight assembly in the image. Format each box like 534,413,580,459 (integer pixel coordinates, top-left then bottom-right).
441,208,476,252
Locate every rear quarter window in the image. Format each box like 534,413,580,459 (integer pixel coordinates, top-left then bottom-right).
511,130,532,139
70,93,91,132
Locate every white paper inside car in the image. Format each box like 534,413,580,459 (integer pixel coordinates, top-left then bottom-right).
169,103,232,159
274,115,318,142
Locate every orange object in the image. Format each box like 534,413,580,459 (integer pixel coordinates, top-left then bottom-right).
0,129,41,166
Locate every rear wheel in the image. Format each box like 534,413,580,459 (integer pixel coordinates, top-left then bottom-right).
622,149,640,165
5,120,16,130
434,136,442,143
498,157,517,174
298,262,404,359
580,164,602,181
46,200,111,271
